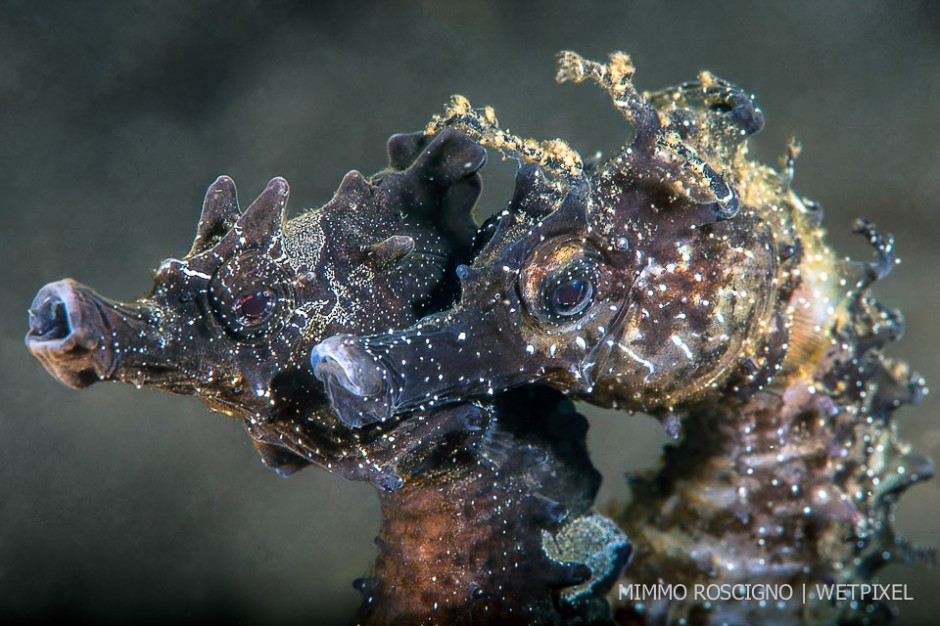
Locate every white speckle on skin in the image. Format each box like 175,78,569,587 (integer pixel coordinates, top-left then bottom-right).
161,258,212,280
619,343,655,379
671,334,694,360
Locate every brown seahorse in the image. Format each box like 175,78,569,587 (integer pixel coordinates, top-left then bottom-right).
311,51,783,427
25,129,629,625
27,129,489,489
311,52,932,625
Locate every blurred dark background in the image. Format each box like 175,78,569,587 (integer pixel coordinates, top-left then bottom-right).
1,1,938,624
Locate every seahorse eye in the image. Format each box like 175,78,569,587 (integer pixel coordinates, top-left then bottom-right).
209,251,293,339
520,241,602,324
550,277,593,316
235,290,275,326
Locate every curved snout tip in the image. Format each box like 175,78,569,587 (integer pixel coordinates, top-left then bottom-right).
311,335,387,396
310,335,394,428
25,279,109,389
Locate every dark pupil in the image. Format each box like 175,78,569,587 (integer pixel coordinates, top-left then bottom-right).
551,279,592,316
235,291,274,326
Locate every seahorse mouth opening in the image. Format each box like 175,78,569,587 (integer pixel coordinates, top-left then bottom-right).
26,279,117,389
311,334,398,428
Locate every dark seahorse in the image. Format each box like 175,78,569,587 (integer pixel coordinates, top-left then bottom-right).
25,130,629,624
312,52,932,624
311,51,783,428
363,386,630,626
27,129,488,488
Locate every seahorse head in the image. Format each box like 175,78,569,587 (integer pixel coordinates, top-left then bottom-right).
312,53,790,427
27,130,487,482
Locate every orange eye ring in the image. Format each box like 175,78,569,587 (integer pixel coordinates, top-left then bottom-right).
521,241,600,323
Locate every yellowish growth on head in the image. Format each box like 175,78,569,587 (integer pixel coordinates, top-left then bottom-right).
543,139,582,172
426,91,584,180
656,110,672,128
556,50,588,84
606,52,636,91
698,71,717,89
483,106,498,125
787,140,803,161
451,94,471,113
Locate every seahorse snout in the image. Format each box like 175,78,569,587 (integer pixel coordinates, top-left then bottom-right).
26,279,113,389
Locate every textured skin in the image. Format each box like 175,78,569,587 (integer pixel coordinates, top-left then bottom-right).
26,50,931,626
312,52,791,428
362,388,630,626
25,128,627,624
26,129,488,487
615,220,932,626
312,52,932,624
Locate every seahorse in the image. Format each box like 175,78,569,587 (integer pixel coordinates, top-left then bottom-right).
26,128,629,625
311,51,786,427
311,52,932,625
26,129,488,488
